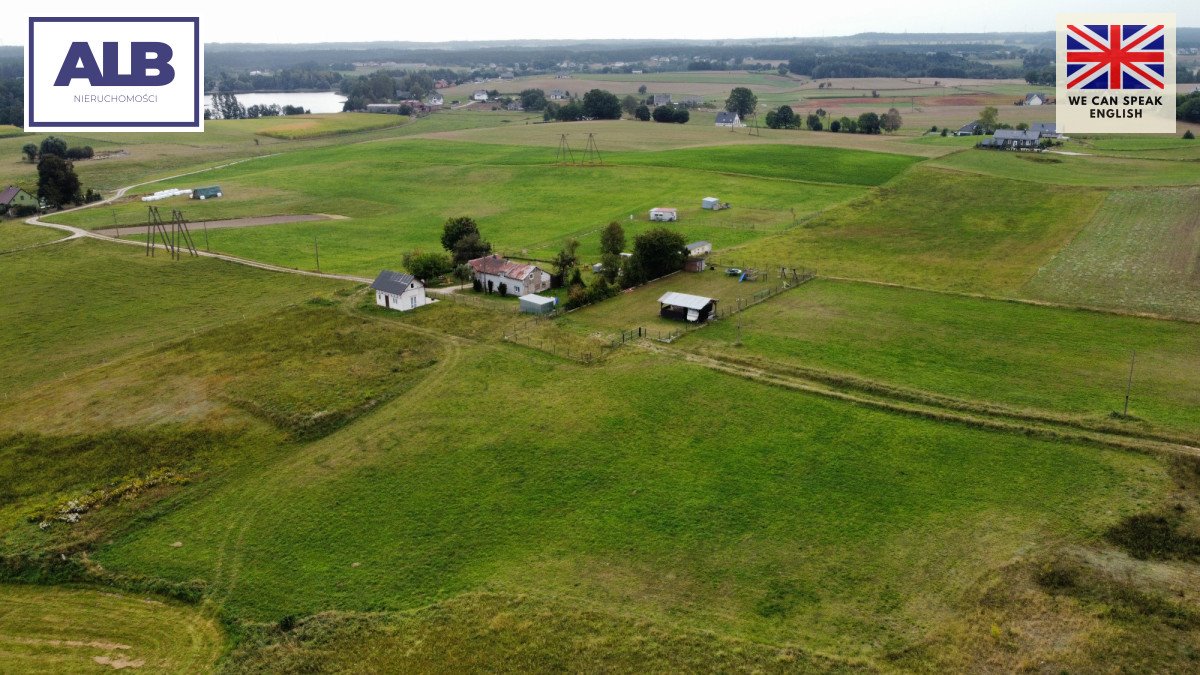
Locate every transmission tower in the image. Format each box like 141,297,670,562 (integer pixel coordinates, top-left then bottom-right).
170,209,199,259
581,133,603,165
555,134,576,165
145,206,171,257
747,110,761,137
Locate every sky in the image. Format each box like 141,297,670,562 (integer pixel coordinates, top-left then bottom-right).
6,1,1199,46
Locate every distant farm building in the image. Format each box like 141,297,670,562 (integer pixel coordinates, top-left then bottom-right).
1023,93,1046,106
980,129,1041,150
366,103,410,114
472,90,489,101
1030,122,1060,138
653,94,672,106
500,72,515,80
1,185,38,212
649,207,677,222
715,111,744,127
548,89,568,100
684,241,712,272
955,121,983,136
659,292,716,322
426,93,444,107
519,294,557,315
469,254,552,295
371,270,428,312
678,96,705,106
192,186,222,200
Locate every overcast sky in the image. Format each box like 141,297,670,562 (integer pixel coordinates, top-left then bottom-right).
7,1,1198,46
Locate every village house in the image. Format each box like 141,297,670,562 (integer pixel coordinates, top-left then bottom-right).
426,93,444,107
981,129,1042,150
653,94,672,106
1023,92,1046,106
548,89,568,100
469,254,552,295
684,241,712,272
371,270,428,312
715,111,744,127
472,90,489,101
955,121,983,136
1030,122,1060,138
0,185,38,214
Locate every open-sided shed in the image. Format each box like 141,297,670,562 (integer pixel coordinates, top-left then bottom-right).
658,291,716,323
519,293,557,315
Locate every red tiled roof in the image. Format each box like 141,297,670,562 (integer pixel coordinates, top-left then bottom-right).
469,254,542,281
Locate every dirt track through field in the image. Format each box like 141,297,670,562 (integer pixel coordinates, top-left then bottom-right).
92,213,346,237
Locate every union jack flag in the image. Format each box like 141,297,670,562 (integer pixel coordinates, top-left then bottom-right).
1066,24,1166,90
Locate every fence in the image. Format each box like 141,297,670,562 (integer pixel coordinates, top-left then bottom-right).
611,269,816,345
439,290,523,313
502,315,603,365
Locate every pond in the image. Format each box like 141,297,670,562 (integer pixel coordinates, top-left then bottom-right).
204,91,347,114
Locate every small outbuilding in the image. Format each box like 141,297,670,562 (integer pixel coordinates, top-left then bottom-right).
519,294,557,315
685,241,712,257
715,111,744,128
193,186,223,200
659,292,716,322
701,197,721,210
371,270,428,312
649,207,677,222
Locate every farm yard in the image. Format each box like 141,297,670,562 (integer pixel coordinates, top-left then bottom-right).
5,63,1200,674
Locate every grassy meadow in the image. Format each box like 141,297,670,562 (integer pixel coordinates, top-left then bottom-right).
682,278,1200,440
725,166,1104,294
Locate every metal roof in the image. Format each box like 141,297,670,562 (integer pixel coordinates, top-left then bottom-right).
0,185,29,204
993,129,1040,141
686,241,711,250
371,270,418,294
658,292,715,311
715,111,739,123
519,294,555,305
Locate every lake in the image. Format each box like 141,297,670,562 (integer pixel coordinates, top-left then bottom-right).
204,91,347,114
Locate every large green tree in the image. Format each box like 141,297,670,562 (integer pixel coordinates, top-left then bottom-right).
582,89,622,119
451,232,492,265
441,216,480,252
36,155,81,207
979,105,1000,131
857,112,882,134
403,250,453,281
724,87,758,118
519,89,548,111
39,136,67,159
881,108,903,133
625,227,686,286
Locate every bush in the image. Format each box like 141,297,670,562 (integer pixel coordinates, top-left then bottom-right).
1185,130,1196,139
12,204,38,217
65,146,94,160
497,282,508,297
651,105,688,123
472,277,482,292
403,250,453,281
84,188,102,203
829,120,841,133
634,105,650,121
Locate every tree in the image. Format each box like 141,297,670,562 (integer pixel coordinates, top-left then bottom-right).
543,102,560,121
621,95,640,116
634,105,651,121
725,87,757,118
403,250,453,281
212,93,246,120
582,89,622,119
979,105,1000,131
881,108,902,133
441,216,480,252
37,154,81,207
637,84,648,95
627,227,686,284
857,112,881,134
21,143,37,162
454,263,473,287
940,127,949,137
497,282,508,297
766,105,797,129
806,114,823,131
652,105,688,123
451,231,492,265
815,108,827,118
39,136,67,159
553,238,580,283
829,119,841,133
841,116,858,133
1185,130,1196,139
600,221,625,256
472,277,483,292
777,64,789,76
519,88,548,111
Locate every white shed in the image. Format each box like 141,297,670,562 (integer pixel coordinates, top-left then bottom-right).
702,197,720,210
519,294,557,315
649,207,677,222
371,270,428,312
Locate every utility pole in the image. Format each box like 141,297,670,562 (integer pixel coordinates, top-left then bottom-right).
1123,351,1136,416
314,236,321,273
201,220,210,251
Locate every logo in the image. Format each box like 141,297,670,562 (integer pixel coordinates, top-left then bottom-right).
26,17,202,132
1056,14,1175,134
1066,24,1165,90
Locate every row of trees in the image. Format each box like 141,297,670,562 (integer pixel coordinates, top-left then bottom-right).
763,106,902,134
205,66,343,94
543,89,622,122
648,105,689,123
1179,91,1200,123
206,94,308,120
21,136,94,163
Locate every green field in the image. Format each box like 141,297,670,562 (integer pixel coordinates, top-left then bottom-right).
45,140,887,276
930,148,1200,187
0,222,64,252
0,584,223,672
725,165,1103,294
682,278,1200,440
1024,188,1200,318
